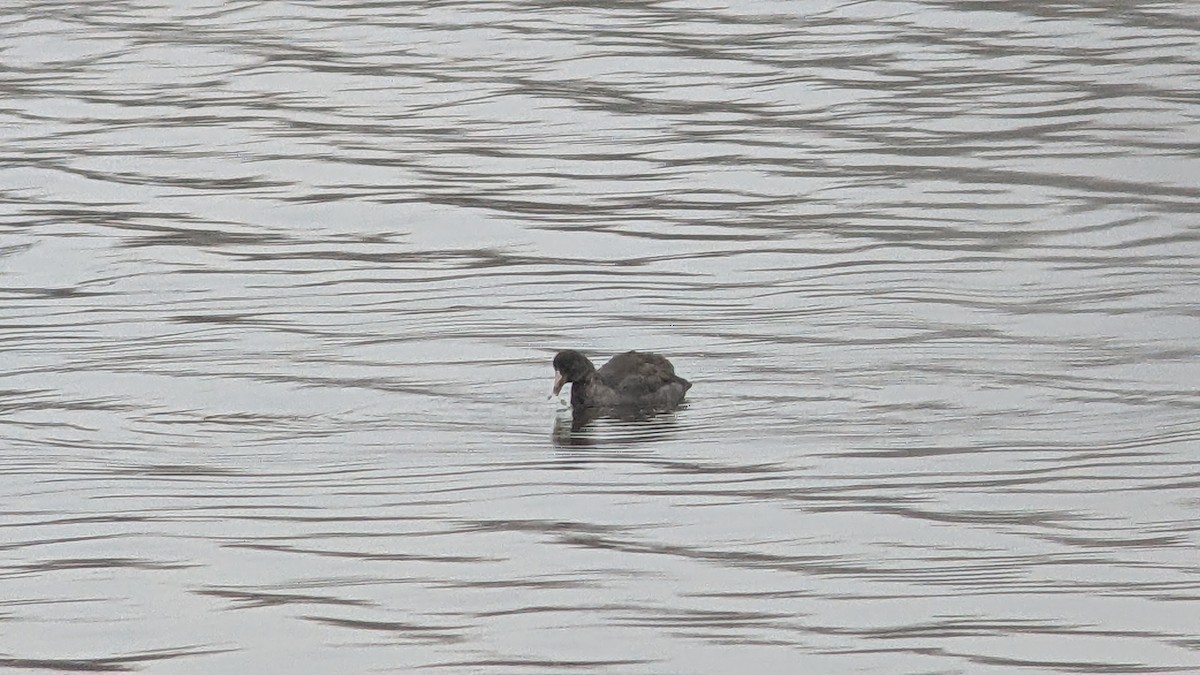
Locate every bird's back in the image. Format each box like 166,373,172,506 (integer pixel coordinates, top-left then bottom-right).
596,351,690,408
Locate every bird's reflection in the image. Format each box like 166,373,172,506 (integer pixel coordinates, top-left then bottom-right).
551,405,684,448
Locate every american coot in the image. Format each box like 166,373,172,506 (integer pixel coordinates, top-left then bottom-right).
552,350,691,411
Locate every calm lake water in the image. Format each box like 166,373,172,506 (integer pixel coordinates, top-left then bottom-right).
2,1,1199,673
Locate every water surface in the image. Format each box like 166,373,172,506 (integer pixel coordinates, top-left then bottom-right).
2,1,1199,672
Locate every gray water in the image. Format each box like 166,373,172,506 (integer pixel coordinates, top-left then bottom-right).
2,1,1199,673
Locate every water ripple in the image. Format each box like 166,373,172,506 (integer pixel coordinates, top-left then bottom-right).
1,0,1197,673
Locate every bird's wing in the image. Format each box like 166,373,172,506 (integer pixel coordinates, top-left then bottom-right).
598,351,678,395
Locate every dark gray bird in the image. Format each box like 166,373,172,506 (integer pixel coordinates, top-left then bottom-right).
552,350,691,412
